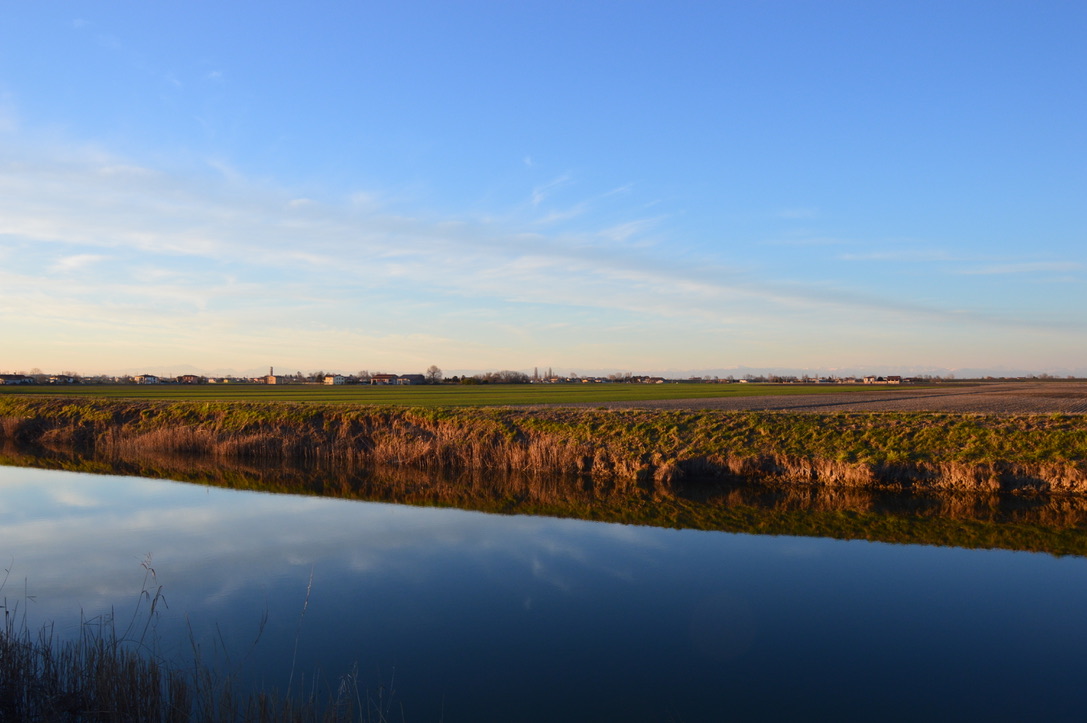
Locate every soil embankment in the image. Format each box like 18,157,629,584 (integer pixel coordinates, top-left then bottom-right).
2,395,1087,495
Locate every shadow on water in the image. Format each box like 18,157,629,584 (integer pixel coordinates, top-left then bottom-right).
4,439,1087,557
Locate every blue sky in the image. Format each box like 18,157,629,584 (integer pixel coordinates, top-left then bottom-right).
1,2,1084,377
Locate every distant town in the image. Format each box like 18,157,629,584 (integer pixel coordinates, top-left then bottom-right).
0,365,1075,387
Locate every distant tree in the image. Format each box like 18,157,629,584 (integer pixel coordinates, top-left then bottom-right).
478,370,530,384
425,365,443,384
357,370,371,382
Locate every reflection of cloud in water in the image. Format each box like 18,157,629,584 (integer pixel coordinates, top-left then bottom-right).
1,467,674,631
49,488,105,509
530,554,573,592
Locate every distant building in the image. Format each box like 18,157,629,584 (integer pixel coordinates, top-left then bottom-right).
371,374,399,385
324,374,346,385
134,374,160,384
397,374,426,385
177,374,205,384
0,374,33,385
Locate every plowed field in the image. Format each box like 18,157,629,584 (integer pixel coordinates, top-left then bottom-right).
583,382,1087,414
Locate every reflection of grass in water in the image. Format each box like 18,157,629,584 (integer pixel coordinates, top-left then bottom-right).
4,443,1087,558
0,559,401,722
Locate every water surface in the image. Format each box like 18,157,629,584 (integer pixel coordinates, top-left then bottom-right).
3,464,1087,721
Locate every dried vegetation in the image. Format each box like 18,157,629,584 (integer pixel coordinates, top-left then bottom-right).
2,396,1087,495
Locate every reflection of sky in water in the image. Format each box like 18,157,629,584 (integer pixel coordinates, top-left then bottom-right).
4,464,1087,721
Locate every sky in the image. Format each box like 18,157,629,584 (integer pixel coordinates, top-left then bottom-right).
1,2,1084,378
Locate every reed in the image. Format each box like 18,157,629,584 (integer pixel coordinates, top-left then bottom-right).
0,568,396,723
2,396,1087,494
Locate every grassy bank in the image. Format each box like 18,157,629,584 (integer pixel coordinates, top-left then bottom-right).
2,395,1087,495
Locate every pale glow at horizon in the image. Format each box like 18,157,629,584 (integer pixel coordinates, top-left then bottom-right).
1,3,1084,378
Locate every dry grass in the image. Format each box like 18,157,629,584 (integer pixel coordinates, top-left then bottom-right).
2,395,1087,495
0,562,399,723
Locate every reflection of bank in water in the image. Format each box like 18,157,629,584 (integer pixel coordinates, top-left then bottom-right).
4,440,1087,558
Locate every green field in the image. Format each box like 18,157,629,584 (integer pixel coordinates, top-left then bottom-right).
0,382,908,406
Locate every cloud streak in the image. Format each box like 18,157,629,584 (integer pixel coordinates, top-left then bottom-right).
1,136,1082,373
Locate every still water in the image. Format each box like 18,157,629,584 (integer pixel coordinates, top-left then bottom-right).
3,463,1087,722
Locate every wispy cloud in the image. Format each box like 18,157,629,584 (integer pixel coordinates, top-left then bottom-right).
2,136,1081,374
598,217,661,243
530,174,571,206
97,164,156,178
534,202,589,225
532,181,641,228
50,253,107,272
0,147,1056,336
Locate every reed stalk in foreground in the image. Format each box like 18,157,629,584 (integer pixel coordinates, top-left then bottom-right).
0,565,399,723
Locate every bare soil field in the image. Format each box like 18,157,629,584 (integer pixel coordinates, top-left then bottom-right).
577,382,1087,414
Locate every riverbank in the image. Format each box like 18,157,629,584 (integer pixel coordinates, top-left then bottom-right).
2,396,1086,495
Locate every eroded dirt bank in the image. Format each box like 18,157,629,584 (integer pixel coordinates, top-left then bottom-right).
2,395,1086,495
